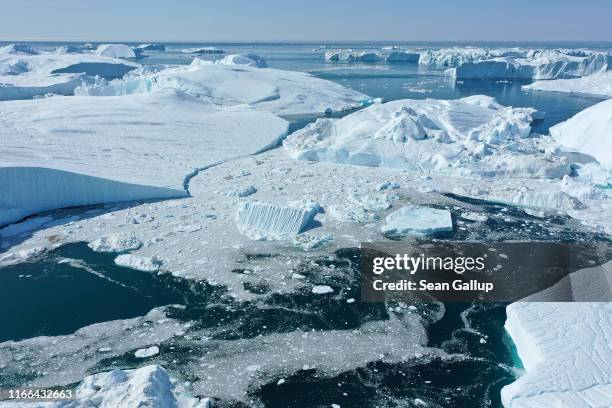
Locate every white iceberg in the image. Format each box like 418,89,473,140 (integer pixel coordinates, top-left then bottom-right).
236,200,321,240
0,43,39,55
0,89,289,226
381,205,453,236
182,46,224,54
325,49,381,62
136,43,166,51
418,47,526,67
284,95,567,179
215,53,267,68
75,61,368,115
550,99,612,170
384,50,420,62
114,254,163,272
523,71,612,97
94,43,137,59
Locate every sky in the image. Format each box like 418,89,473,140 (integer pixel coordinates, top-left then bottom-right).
1,0,611,42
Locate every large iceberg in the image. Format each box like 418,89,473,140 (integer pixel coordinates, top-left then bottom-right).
418,47,525,67
523,71,612,97
324,49,420,63
501,261,612,408
284,95,568,179
550,99,612,170
136,43,166,51
94,43,138,59
75,60,368,115
0,89,289,226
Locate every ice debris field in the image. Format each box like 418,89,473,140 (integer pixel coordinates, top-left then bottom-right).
0,42,611,408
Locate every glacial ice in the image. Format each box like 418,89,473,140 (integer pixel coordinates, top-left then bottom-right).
0,43,39,55
135,43,166,51
75,60,368,115
523,71,612,97
94,43,137,59
114,254,163,272
550,99,612,170
418,47,525,67
284,95,567,179
0,90,289,226
325,49,382,62
215,53,268,68
235,200,321,240
381,205,453,236
502,263,612,407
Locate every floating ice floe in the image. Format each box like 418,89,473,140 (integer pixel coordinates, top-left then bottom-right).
284,95,567,179
550,99,612,170
446,49,611,80
523,71,612,98
134,345,160,358
88,233,142,253
312,285,334,294
75,60,368,115
114,254,163,272
381,206,453,236
501,262,612,408
215,53,267,68
94,43,138,59
0,89,289,226
236,200,322,240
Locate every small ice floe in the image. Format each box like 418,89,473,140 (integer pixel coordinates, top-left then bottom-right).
114,254,163,272
236,200,321,240
381,206,453,236
461,212,488,222
312,285,334,295
377,181,400,191
292,234,333,250
88,232,142,252
134,346,160,358
222,185,257,197
98,347,112,353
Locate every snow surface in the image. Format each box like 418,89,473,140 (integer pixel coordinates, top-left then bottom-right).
0,89,289,226
94,43,137,59
502,263,612,407
550,99,612,170
524,71,612,97
284,95,567,179
75,60,368,115
381,206,453,236
215,53,268,68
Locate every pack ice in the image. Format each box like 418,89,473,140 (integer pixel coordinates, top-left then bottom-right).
501,262,612,408
0,90,289,226
0,43,138,100
550,99,612,170
523,71,612,97
284,95,567,179
76,59,368,115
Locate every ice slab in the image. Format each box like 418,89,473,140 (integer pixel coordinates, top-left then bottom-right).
0,90,289,226
502,262,612,408
381,205,453,236
94,43,137,59
0,72,85,100
418,47,526,67
236,200,321,240
75,61,368,115
550,99,612,170
284,95,567,179
523,71,612,97
325,49,382,62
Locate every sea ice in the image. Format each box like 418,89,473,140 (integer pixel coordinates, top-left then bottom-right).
94,43,137,59
134,345,160,358
523,71,612,97
88,232,142,252
75,61,368,115
381,205,453,236
550,99,612,170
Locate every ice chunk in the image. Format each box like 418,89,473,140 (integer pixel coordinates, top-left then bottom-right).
134,345,160,358
215,53,267,68
88,233,142,252
0,43,39,55
523,71,612,97
550,99,612,170
75,62,367,115
0,90,288,226
94,43,137,59
114,254,163,272
284,96,565,179
384,51,420,63
182,46,224,54
136,43,166,51
312,285,334,295
381,205,453,236
325,49,381,62
236,201,321,240
461,212,488,222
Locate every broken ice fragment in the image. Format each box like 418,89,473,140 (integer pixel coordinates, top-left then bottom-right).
134,346,160,358
236,201,321,240
381,206,453,236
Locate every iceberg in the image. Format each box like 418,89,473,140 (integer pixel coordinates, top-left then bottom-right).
418,47,526,67
215,53,267,68
284,95,568,179
0,43,39,55
114,254,163,272
501,261,612,408
135,43,166,51
0,72,85,101
384,51,420,62
182,46,224,54
75,61,368,115
0,90,289,226
523,71,612,97
324,49,381,62
236,201,321,240
550,99,612,170
94,43,138,59
381,205,453,236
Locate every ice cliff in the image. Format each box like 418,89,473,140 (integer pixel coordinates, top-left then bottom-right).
523,71,612,97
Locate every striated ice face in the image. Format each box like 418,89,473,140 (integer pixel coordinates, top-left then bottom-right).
235,201,322,240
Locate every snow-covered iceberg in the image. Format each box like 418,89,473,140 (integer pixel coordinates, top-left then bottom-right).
94,43,138,59
550,99,612,170
523,71,612,97
215,53,267,68
75,61,368,115
284,95,567,179
325,49,381,62
381,206,453,236
0,89,289,226
418,47,526,67
501,262,612,408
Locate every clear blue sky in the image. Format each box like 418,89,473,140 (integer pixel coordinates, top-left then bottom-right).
1,0,611,42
